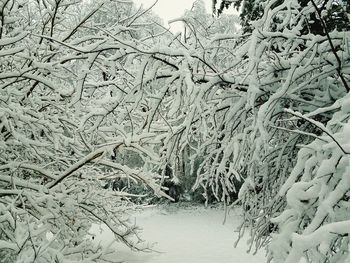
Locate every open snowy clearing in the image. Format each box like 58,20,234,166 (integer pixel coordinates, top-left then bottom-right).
91,205,266,263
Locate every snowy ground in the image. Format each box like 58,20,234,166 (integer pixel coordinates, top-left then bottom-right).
91,205,266,263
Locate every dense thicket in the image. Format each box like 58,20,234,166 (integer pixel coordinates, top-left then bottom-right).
210,0,350,262
1,0,350,262
0,0,170,261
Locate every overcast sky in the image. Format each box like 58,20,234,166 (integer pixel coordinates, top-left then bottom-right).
133,0,212,32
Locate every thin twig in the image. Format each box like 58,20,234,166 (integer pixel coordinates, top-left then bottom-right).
285,109,349,154
270,125,328,142
310,0,350,92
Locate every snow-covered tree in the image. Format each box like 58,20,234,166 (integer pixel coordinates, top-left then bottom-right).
2,0,350,262
198,0,350,262
133,0,350,261
0,0,172,261
213,0,350,33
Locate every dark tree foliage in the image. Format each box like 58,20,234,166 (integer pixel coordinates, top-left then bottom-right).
213,0,350,34
213,0,267,32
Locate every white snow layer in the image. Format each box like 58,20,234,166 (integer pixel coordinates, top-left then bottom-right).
90,206,266,263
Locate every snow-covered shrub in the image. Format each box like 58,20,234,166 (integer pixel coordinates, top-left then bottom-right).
270,105,350,262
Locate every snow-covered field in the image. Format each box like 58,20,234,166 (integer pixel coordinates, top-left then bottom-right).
91,205,266,263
